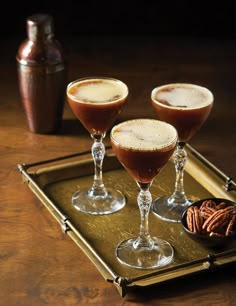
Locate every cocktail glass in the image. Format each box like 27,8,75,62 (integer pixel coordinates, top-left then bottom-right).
110,119,178,269
66,77,128,215
151,83,214,222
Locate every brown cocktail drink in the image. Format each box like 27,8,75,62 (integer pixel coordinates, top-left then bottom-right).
111,119,177,183
110,119,178,269
151,83,213,142
67,77,128,215
151,83,214,222
67,77,128,135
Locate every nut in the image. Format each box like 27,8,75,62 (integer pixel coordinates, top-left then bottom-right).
185,200,236,237
186,205,203,233
226,215,236,236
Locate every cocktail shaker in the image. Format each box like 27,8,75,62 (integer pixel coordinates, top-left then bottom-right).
16,14,67,134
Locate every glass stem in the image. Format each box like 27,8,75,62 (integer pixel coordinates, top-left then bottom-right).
133,182,154,249
90,134,107,197
169,141,188,204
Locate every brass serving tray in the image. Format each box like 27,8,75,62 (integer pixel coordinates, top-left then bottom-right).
17,144,236,297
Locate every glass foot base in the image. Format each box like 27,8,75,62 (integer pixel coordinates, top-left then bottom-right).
152,195,192,223
116,237,174,269
72,188,126,215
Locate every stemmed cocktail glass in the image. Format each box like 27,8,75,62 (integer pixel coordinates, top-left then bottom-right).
66,77,128,215
110,119,178,269
151,83,214,222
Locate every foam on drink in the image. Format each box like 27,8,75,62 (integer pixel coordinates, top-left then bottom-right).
111,119,177,151
152,84,213,109
67,78,128,104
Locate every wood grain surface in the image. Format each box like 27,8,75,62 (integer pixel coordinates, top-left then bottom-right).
0,36,236,306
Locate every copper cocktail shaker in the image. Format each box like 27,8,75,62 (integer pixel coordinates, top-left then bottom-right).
16,14,67,134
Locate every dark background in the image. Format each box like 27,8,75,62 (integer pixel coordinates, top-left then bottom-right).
1,1,236,40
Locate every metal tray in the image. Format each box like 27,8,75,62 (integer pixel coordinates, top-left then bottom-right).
17,144,236,297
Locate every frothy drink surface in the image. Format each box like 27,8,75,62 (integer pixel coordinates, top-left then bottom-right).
68,79,127,103
112,119,177,151
154,85,212,108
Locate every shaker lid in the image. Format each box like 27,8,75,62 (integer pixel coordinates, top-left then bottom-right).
16,13,65,66
27,14,54,41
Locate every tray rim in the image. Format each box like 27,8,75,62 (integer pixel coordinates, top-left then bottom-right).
17,144,236,297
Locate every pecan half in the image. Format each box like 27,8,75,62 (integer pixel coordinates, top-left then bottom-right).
200,199,216,210
200,206,216,219
225,215,236,236
216,202,227,210
207,211,228,232
186,206,203,233
202,209,224,231
193,206,203,233
186,206,194,232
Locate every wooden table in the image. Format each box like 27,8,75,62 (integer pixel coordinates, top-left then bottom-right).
1,36,236,306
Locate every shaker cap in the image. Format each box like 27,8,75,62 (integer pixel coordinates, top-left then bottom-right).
27,14,54,41
16,13,65,66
